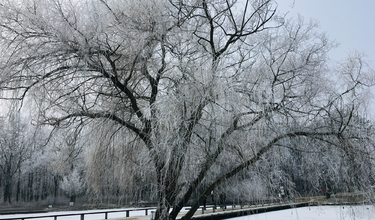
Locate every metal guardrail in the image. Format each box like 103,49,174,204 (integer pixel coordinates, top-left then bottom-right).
184,198,293,215
0,207,156,220
191,202,311,220
2,199,290,220
2,194,368,220
0,200,288,220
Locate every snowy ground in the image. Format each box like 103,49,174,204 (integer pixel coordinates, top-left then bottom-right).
1,205,375,220
228,205,375,220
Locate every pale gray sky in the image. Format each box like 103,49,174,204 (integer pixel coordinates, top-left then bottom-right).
277,0,375,63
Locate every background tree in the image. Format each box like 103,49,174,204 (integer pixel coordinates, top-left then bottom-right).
0,0,374,219
0,104,32,204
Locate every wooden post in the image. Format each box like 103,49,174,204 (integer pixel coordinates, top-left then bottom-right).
105,212,108,219
80,214,84,220
126,210,130,217
54,216,57,220
145,209,148,215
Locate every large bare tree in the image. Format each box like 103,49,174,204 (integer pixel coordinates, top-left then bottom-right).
0,0,373,219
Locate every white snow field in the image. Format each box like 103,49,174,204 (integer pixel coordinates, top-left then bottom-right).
1,205,375,220
228,205,375,220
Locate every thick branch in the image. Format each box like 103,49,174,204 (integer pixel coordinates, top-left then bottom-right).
45,111,150,145
181,130,338,220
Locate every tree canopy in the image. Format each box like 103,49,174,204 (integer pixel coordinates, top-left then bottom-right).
0,0,374,219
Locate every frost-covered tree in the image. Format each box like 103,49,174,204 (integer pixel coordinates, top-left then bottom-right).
0,0,374,219
42,127,86,203
0,100,56,204
0,105,32,204
60,169,84,203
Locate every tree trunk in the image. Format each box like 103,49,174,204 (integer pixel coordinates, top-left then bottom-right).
28,172,34,202
3,164,12,204
70,193,76,203
3,180,12,204
16,178,20,202
16,167,21,202
54,175,59,200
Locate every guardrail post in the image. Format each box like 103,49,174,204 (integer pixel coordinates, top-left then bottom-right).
54,216,57,220
213,205,215,213
126,210,130,217
105,212,108,219
80,214,84,220
145,209,148,215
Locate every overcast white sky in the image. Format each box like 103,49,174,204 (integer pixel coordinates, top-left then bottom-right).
277,0,375,117
277,0,375,63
